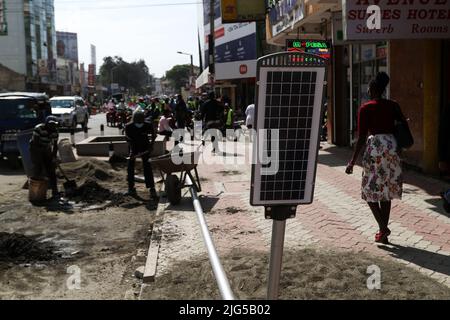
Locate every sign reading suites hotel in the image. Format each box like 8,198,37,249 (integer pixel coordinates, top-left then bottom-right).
343,0,450,40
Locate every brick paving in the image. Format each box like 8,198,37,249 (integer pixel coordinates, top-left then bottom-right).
149,141,450,288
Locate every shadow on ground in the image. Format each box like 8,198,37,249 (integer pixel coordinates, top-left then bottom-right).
379,243,450,276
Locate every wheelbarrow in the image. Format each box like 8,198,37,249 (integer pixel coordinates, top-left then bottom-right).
150,151,202,206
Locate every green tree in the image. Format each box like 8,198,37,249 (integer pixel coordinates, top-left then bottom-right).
99,56,153,95
165,64,191,93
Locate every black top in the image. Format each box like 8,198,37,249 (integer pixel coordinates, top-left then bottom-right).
175,100,188,118
201,99,223,123
125,122,155,154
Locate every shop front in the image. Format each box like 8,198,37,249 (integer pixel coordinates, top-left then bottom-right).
349,42,388,143
266,0,450,174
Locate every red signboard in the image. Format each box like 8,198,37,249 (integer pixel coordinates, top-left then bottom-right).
88,64,96,86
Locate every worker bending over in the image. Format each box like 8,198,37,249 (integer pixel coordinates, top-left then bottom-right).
29,116,60,199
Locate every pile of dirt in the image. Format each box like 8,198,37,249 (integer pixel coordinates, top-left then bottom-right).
70,179,123,205
0,232,57,263
142,248,450,300
60,159,122,183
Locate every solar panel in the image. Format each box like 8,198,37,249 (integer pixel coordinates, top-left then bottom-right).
250,53,326,208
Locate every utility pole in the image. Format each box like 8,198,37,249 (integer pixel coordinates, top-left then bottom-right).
190,54,194,94
209,0,215,91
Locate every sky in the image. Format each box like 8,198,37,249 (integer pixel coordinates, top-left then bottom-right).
54,0,201,78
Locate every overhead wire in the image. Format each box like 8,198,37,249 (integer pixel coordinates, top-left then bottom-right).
4,1,203,13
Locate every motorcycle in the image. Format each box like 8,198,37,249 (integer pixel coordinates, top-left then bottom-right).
117,108,131,127
106,106,118,127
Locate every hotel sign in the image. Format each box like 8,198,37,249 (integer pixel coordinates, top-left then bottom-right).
343,0,450,40
0,0,7,36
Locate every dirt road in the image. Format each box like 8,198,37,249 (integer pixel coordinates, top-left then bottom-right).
0,159,157,300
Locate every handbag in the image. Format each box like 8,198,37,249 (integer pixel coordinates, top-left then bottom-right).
393,104,414,150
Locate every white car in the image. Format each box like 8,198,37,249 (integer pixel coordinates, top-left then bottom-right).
50,96,89,129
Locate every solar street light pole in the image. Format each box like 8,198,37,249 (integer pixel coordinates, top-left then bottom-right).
267,218,287,300
251,52,327,301
266,206,296,300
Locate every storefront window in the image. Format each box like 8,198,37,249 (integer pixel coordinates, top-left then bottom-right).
350,42,388,141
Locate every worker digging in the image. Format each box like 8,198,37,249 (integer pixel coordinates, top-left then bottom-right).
23,106,163,210
125,110,159,206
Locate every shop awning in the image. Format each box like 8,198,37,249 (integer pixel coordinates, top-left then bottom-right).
196,67,210,89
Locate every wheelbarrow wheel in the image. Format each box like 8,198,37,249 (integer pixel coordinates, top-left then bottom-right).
166,174,181,205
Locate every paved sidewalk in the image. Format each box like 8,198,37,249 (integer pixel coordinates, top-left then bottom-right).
144,141,450,292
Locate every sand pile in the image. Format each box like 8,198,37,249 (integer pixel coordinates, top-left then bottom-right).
143,249,450,300
0,232,57,263
56,159,128,207
60,159,122,183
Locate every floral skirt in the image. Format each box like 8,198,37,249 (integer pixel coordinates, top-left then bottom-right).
362,134,403,202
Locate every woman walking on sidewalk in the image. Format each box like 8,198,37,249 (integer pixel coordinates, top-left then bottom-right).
346,72,406,244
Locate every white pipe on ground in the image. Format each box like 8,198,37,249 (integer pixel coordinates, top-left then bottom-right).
186,175,235,301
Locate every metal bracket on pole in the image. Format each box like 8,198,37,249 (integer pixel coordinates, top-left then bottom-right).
265,206,297,221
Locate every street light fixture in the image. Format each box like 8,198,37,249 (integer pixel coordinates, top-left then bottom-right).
177,51,194,93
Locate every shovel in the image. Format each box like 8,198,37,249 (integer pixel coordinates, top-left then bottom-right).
127,150,151,161
57,164,78,196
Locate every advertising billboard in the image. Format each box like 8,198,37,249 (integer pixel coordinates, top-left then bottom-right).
268,0,304,38
343,0,450,40
56,32,79,63
221,0,266,23
0,0,7,36
204,0,257,80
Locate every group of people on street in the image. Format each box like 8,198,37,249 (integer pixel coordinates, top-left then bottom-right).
30,71,450,243
27,91,246,203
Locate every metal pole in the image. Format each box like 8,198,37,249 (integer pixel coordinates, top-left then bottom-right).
70,129,75,146
186,175,235,300
190,54,194,93
209,0,215,91
267,219,287,300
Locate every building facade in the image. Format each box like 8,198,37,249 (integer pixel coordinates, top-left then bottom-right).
196,0,259,112
266,0,450,175
0,0,57,93
56,31,80,95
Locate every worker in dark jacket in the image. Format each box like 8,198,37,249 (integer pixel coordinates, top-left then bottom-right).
125,111,158,201
175,94,188,129
29,116,60,198
201,92,223,153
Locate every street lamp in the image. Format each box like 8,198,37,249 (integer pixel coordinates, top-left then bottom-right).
177,51,194,92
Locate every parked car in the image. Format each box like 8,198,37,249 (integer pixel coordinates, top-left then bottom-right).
50,96,89,129
0,92,51,167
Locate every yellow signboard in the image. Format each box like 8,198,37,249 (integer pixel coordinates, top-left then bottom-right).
221,0,266,23
221,0,238,22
